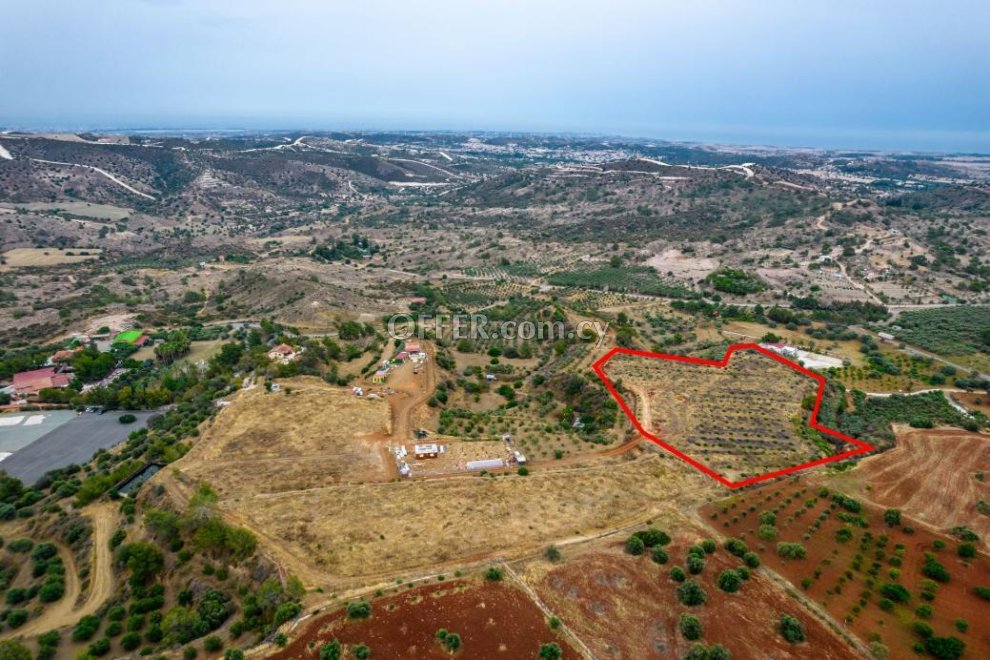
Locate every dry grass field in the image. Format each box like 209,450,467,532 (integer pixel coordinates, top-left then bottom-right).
220,452,705,585
176,376,393,497
603,349,836,482
1,247,102,268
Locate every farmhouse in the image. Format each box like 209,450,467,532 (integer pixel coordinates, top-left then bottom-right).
13,367,71,397
877,331,895,343
371,369,389,384
413,443,440,459
404,341,421,354
267,343,302,365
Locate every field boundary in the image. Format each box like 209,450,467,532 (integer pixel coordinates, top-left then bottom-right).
592,343,876,489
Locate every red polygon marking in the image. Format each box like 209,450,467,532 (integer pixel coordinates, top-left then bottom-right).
592,343,876,489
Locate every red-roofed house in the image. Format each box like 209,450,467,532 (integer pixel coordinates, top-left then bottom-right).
13,367,71,397
267,343,302,365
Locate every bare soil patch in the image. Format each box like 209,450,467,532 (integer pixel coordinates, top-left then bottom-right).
271,579,577,659
1,247,102,268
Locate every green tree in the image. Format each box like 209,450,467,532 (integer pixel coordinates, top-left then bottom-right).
0,640,31,660
679,613,702,640
718,570,742,593
117,542,164,586
883,509,902,527
677,580,707,606
538,643,563,660
779,614,805,643
319,640,342,660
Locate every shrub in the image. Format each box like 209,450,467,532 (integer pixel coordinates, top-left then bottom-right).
72,615,101,642
724,538,748,557
544,546,561,563
975,586,990,601
913,621,933,639
679,613,702,641
701,539,717,554
632,528,671,547
743,551,760,568
651,547,668,565
779,614,806,643
670,566,686,582
957,543,976,558
625,535,645,556
777,542,807,560
916,604,933,619
718,570,742,593
88,638,111,657
204,636,223,652
954,619,968,633
121,631,143,650
318,640,342,660
6,609,28,628
346,601,372,620
676,580,707,606
484,567,503,582
119,414,137,424
923,636,965,660
686,554,704,575
538,642,563,660
880,583,910,603
922,554,951,583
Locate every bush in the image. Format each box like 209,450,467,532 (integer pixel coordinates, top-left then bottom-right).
625,535,645,556
651,547,668,564
318,640,342,660
923,636,965,660
724,538,748,557
88,638,111,657
120,632,142,650
632,528,671,548
484,567,503,582
6,609,28,628
670,566,686,582
957,543,976,559
351,645,369,660
676,580,707,606
72,615,101,642
203,636,223,652
718,570,742,593
913,621,933,638
777,542,807,560
779,614,806,643
922,554,951,583
686,554,704,575
538,643,563,660
880,583,910,603
679,613,702,640
119,414,137,424
975,586,990,601
346,601,372,620
743,551,760,568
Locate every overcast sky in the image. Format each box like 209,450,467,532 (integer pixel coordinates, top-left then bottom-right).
1,0,988,151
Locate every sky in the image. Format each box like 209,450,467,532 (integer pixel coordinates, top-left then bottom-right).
1,0,988,152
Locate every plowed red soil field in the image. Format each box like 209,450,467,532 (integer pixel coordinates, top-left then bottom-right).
705,479,990,660
841,427,990,547
527,539,856,659
270,579,576,659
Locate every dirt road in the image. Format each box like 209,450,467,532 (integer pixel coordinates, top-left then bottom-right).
5,503,118,638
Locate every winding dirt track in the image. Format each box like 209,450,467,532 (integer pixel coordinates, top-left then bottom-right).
5,503,118,638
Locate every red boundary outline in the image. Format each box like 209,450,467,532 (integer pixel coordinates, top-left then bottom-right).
592,343,876,489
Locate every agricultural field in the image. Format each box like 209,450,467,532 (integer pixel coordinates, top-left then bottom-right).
515,526,857,659
705,480,990,660
271,578,578,659
548,264,697,299
602,347,849,482
828,427,990,549
0,247,102,268
891,306,990,357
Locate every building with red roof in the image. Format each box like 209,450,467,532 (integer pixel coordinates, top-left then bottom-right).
13,367,71,397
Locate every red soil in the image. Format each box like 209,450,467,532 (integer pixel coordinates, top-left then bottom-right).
270,579,576,659
850,427,990,547
533,540,856,659
704,480,990,660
